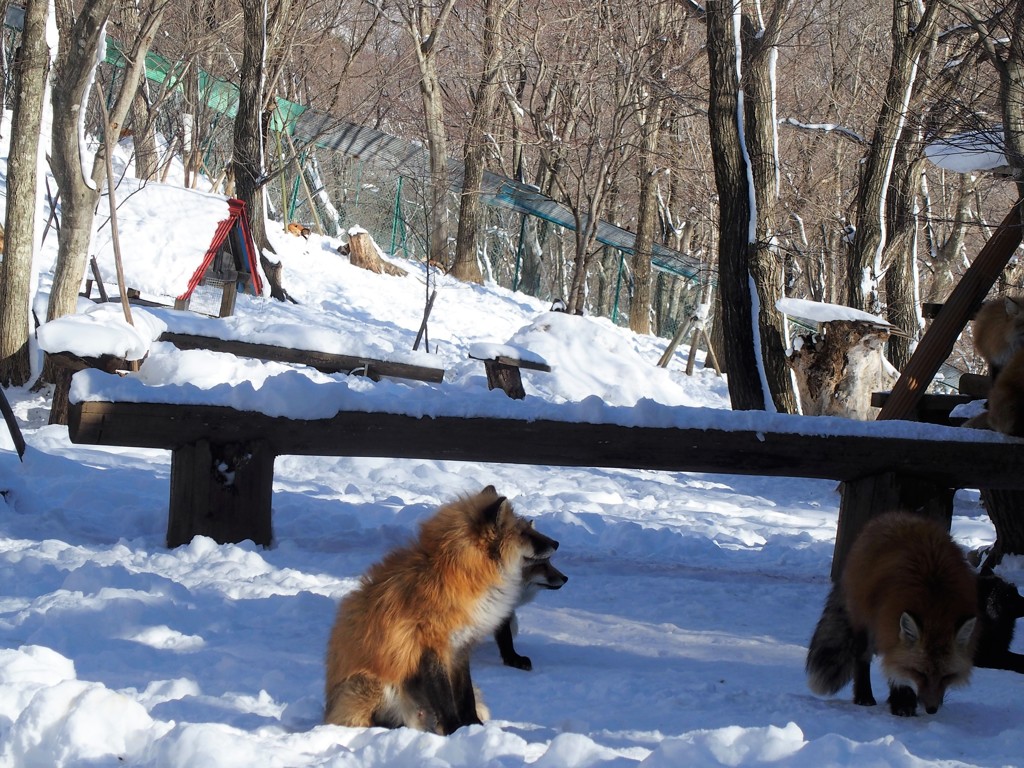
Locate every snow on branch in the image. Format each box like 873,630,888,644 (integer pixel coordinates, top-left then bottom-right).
778,117,867,145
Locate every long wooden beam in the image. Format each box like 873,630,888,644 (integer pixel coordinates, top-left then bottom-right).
158,332,445,383
68,400,1024,490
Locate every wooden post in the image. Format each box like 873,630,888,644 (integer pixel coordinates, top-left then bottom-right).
483,360,527,399
218,271,239,317
657,318,694,368
167,439,275,548
832,473,953,581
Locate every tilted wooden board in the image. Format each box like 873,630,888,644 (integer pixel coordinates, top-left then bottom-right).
158,332,445,383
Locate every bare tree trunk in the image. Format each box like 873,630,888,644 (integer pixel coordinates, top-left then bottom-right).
847,0,940,313
113,0,166,181
881,127,927,371
400,0,456,269
452,0,511,284
631,169,657,334
742,2,797,413
628,2,672,336
0,0,50,387
706,2,763,409
46,0,118,330
234,0,284,299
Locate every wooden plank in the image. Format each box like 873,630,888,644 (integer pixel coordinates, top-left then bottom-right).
870,391,974,424
68,400,1024,490
158,332,445,383
167,439,274,547
478,354,552,372
877,201,1023,421
958,373,991,397
870,392,974,410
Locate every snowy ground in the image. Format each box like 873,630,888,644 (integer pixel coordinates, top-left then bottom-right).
2,141,1024,767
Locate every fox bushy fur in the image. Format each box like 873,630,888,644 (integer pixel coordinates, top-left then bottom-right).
973,295,1024,379
324,486,558,734
986,348,1024,436
806,513,978,716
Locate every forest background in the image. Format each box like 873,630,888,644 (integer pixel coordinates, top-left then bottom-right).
0,0,1022,414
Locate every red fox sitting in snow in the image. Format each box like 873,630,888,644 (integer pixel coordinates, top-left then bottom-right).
324,486,559,734
806,512,978,716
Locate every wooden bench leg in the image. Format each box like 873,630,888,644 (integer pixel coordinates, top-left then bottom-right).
832,473,953,581
167,439,275,548
484,361,526,399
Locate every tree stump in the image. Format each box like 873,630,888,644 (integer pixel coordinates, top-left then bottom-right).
787,320,896,419
347,231,408,277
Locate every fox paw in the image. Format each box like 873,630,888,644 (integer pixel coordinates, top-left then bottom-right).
502,653,533,671
887,685,918,717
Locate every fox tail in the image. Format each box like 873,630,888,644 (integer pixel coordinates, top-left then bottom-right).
806,583,857,696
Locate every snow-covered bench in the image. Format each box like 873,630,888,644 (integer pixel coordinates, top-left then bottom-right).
65,374,1024,576
38,304,446,425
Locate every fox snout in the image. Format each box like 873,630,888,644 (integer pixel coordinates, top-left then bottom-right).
532,562,568,590
526,527,559,560
916,681,945,715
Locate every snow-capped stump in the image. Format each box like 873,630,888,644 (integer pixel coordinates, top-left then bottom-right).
778,299,898,419
787,320,897,419
345,229,408,277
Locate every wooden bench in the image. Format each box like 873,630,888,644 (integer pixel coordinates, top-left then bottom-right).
67,392,1024,576
45,333,445,425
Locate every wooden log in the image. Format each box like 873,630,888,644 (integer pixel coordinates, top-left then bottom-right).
471,353,551,399
159,332,445,383
47,351,130,426
788,320,894,419
869,392,975,425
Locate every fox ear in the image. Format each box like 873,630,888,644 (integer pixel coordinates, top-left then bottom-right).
481,496,507,526
1006,297,1022,317
899,612,921,644
956,617,977,647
